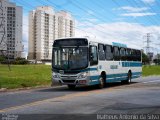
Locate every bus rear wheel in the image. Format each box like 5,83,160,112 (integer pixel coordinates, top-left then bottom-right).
127,72,132,83
121,71,132,84
98,77,105,89
68,85,76,89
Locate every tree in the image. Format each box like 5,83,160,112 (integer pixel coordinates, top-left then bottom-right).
0,55,6,63
153,59,160,65
142,52,149,65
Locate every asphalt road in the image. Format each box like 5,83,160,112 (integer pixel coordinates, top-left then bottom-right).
0,76,160,120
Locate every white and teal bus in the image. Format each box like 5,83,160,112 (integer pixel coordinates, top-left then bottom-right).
52,37,142,89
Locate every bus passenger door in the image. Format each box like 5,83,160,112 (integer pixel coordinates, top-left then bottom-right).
105,45,114,83
89,45,99,84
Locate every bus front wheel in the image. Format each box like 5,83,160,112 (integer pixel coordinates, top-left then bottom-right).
68,85,76,89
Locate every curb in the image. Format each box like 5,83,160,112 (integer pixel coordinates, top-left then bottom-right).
0,88,7,92
0,84,62,93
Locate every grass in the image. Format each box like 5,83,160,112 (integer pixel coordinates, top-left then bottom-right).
0,64,51,89
0,64,160,89
142,65,160,77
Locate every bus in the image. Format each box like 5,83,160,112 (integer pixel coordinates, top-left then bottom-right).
51,37,142,89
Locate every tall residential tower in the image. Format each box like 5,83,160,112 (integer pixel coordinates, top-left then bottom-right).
28,6,75,61
0,0,23,59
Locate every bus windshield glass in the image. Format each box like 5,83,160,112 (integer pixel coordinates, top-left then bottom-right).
52,47,88,70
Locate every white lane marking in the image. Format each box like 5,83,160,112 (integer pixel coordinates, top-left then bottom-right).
142,79,160,83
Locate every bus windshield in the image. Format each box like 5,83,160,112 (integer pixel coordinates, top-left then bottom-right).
52,47,88,70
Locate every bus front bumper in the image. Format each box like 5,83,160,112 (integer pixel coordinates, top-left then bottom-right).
51,78,90,86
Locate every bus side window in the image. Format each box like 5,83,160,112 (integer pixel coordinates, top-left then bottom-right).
136,50,141,61
113,46,120,61
131,49,136,61
120,48,126,61
126,48,131,61
98,44,105,61
133,50,141,61
132,50,137,61
106,45,113,60
90,46,98,66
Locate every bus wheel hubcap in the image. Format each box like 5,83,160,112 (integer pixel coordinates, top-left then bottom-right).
99,78,104,88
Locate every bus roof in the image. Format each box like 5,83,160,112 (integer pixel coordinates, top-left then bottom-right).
54,37,141,50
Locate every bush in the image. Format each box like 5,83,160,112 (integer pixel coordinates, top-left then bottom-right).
12,57,29,65
0,57,29,65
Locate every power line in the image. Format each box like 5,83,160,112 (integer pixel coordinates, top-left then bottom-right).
126,0,158,27
15,0,159,50
65,2,114,36
67,0,142,46
20,1,123,45
114,0,160,40
14,0,95,37
134,0,160,26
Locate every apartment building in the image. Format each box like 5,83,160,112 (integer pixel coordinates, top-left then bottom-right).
56,11,74,39
0,0,23,59
28,6,75,61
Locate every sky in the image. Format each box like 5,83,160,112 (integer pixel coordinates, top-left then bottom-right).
11,0,160,55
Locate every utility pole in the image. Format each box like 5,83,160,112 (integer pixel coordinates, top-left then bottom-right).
157,44,160,65
144,33,152,54
143,33,153,64
156,35,160,65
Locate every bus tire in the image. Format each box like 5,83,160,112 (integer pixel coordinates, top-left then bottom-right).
121,71,132,84
127,71,132,83
98,77,105,89
68,85,76,89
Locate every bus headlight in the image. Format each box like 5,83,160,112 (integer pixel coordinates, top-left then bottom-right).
52,72,59,78
78,72,87,79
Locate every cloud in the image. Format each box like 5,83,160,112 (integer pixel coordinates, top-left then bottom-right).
121,12,156,17
87,10,94,15
75,19,99,28
85,18,98,22
114,6,156,18
142,0,155,4
75,21,160,52
118,6,149,12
